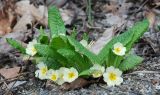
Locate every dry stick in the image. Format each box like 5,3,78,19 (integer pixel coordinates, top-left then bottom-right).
86,23,108,30
135,0,149,13
5,81,16,95
125,0,149,27
87,0,149,30
3,81,13,95
2,72,29,95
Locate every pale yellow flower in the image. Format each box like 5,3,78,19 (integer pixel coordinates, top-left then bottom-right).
35,62,48,80
103,66,123,86
113,42,126,56
90,64,105,78
26,39,37,56
55,67,67,85
47,69,59,81
63,67,78,83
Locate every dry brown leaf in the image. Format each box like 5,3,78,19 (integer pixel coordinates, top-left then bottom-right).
60,9,75,25
0,9,15,36
146,11,155,28
0,0,16,36
0,18,12,35
13,14,34,32
14,1,47,32
89,27,114,54
31,5,48,26
106,14,125,27
60,78,92,90
14,0,72,32
102,0,119,13
0,67,20,79
102,4,118,13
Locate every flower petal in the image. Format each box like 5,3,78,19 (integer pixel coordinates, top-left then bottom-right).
103,66,123,86
36,62,46,69
63,67,78,83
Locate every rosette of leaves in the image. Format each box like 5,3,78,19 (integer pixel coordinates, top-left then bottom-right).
7,6,149,76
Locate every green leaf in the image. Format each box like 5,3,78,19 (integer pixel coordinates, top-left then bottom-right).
38,35,49,44
50,36,73,50
67,36,99,64
35,44,67,66
37,27,50,44
82,33,89,41
119,55,143,71
98,19,149,64
98,29,133,64
126,19,149,52
35,44,56,57
48,6,66,37
39,26,45,35
79,69,91,76
70,27,77,39
57,48,92,72
6,38,25,53
38,57,62,70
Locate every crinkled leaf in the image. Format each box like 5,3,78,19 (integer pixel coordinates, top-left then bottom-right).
35,44,67,66
126,20,149,51
38,35,49,44
37,27,50,44
67,36,99,64
48,6,66,37
57,48,92,72
119,55,143,71
35,44,56,57
6,38,25,53
50,36,73,50
38,57,62,70
98,30,133,64
98,19,149,64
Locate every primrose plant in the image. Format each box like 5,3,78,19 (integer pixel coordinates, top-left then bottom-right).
7,6,149,87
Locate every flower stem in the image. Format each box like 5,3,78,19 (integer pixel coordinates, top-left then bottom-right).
113,56,118,67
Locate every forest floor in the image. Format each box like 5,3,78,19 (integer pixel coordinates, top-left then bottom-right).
0,0,160,95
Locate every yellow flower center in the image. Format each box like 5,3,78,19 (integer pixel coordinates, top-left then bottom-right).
31,47,37,53
41,67,47,75
51,74,57,81
68,72,75,79
92,70,102,78
109,72,117,81
115,47,121,53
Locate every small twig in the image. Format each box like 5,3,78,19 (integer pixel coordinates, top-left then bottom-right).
0,72,29,95
135,0,149,13
86,23,108,30
1,79,13,95
5,81,16,95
